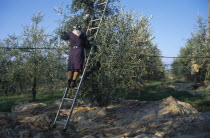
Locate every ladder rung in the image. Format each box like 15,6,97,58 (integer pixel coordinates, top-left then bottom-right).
98,2,107,5
91,18,102,22
96,10,105,13
60,109,70,113
88,27,99,30
55,121,66,125
74,87,78,90
63,98,74,101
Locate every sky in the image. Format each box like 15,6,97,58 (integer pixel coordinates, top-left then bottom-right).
0,0,208,65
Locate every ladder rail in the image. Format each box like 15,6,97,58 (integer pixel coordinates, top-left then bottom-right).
53,0,109,130
93,1,108,39
53,88,69,125
86,1,108,35
71,0,109,108
63,22,102,127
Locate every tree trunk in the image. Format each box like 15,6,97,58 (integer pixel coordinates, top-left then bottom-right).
2,81,8,96
32,62,37,101
32,76,37,101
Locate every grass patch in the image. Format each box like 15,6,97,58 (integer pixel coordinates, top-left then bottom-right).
0,89,64,112
190,96,210,112
173,80,188,83
0,81,209,112
0,94,27,112
0,102,16,112
139,81,210,112
146,81,163,87
35,90,63,104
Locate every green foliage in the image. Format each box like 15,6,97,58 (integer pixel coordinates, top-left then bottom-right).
70,0,120,15
56,0,120,34
53,1,165,105
171,16,210,82
80,12,165,105
1,1,165,106
0,12,67,101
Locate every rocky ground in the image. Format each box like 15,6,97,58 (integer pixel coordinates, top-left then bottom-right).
0,83,210,138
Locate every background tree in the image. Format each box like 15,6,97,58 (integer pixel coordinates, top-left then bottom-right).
0,12,67,101
171,16,210,83
0,35,21,95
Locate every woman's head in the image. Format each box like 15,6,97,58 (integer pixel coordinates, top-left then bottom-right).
73,24,82,30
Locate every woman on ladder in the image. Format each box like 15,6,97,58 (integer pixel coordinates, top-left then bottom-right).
61,24,89,88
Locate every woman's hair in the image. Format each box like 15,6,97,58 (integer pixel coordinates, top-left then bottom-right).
73,24,82,30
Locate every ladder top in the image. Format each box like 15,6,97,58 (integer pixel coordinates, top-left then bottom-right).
91,18,102,22
88,27,100,30
98,1,108,6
